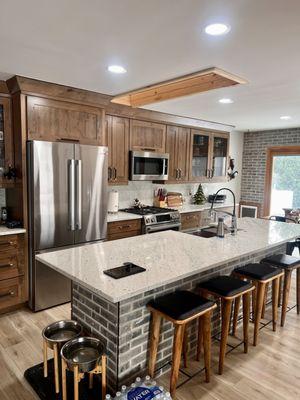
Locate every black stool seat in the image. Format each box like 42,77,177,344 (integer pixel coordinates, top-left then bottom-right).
261,254,300,269
198,276,252,297
147,290,214,321
235,263,281,280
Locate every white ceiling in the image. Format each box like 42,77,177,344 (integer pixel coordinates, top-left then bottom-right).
1,0,300,131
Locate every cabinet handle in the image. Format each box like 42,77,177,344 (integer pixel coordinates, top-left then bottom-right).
140,147,156,152
0,241,14,246
108,167,112,181
118,225,131,229
0,263,14,268
57,138,80,143
175,169,178,179
114,167,117,180
179,169,182,179
211,168,214,178
0,291,15,299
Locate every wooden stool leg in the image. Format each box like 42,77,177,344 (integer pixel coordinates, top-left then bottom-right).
202,311,212,383
89,373,93,389
182,326,188,368
261,282,269,319
196,316,203,362
74,365,79,400
101,355,107,399
43,340,48,378
272,277,280,332
219,298,232,375
297,268,300,315
281,269,292,327
61,358,67,400
170,324,184,398
242,292,250,354
253,282,266,346
278,276,282,307
251,281,257,322
148,312,162,377
53,343,60,394
232,295,241,336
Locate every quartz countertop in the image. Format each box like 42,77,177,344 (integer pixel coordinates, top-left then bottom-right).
107,203,237,222
0,226,26,236
36,218,300,303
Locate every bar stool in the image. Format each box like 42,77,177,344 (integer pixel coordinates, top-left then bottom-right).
147,290,216,397
197,276,254,374
261,254,300,327
42,320,83,394
61,336,106,400
233,263,283,345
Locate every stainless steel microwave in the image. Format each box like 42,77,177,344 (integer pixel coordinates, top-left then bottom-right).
130,151,169,181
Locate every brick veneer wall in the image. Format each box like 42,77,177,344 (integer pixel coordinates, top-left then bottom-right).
72,243,285,394
241,128,300,212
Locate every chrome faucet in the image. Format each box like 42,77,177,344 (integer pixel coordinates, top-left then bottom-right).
210,188,237,235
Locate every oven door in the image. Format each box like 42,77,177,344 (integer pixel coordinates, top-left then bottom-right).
145,222,181,234
131,151,169,181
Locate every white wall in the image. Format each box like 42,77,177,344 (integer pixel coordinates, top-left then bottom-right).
112,130,244,208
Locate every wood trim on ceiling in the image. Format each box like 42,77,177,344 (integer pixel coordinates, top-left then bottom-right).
111,67,248,107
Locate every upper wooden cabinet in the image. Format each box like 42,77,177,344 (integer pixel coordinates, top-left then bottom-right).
0,96,14,187
166,125,190,182
27,96,105,145
188,129,229,182
130,120,166,153
106,115,129,185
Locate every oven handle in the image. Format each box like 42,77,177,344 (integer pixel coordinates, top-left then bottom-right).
145,222,181,233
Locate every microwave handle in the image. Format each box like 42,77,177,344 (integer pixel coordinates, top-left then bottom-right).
162,158,168,175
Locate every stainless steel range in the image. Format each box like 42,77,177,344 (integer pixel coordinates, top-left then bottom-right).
120,206,181,234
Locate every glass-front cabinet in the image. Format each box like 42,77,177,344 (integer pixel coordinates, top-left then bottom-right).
188,129,229,182
0,96,14,186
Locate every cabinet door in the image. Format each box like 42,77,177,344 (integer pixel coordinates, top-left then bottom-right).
211,133,229,180
165,126,178,181
27,96,105,145
130,120,166,153
107,115,129,184
0,96,14,186
176,127,190,181
189,129,210,182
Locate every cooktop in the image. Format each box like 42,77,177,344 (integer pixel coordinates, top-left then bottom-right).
120,206,177,216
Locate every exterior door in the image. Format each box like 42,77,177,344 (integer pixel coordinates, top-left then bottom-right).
74,144,108,244
29,140,75,250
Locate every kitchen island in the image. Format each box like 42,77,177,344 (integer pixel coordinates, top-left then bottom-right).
36,218,300,391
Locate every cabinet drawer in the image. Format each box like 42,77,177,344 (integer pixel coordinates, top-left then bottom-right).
108,219,142,235
0,256,21,280
0,277,24,310
180,212,201,230
107,230,141,241
0,235,19,255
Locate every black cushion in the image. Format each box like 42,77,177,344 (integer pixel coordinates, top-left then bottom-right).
235,263,281,280
198,276,252,297
261,254,300,269
147,290,215,321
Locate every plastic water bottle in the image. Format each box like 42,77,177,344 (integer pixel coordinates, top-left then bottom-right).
143,375,152,387
121,385,127,394
164,392,172,399
105,395,111,400
115,392,122,399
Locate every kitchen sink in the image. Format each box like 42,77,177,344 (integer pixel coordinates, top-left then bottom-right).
188,226,244,238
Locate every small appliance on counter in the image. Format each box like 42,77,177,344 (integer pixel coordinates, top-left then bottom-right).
6,220,23,229
108,190,119,214
1,206,7,223
166,192,183,208
208,194,226,203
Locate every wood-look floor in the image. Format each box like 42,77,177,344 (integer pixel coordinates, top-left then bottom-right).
0,277,299,400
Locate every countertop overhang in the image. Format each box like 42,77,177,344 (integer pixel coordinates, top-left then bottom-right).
36,218,300,303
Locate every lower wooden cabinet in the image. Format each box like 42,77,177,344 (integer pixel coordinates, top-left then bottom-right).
180,212,201,230
0,234,26,314
107,219,142,241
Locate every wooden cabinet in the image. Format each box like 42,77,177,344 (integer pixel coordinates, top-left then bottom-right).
27,96,105,145
0,96,14,187
106,115,129,184
130,120,166,153
188,129,229,182
107,219,142,241
0,234,26,314
180,212,201,230
166,126,190,182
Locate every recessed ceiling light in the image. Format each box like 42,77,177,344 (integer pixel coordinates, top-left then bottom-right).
107,65,127,74
205,23,231,36
219,98,234,104
280,115,291,120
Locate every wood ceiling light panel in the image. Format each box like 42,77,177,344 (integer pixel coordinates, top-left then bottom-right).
111,68,247,107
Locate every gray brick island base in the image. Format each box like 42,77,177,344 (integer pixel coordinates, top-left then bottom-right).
71,243,285,393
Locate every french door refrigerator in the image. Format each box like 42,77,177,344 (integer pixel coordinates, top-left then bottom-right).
27,140,108,311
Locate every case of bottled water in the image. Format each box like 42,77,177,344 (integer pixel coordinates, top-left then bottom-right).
105,376,172,399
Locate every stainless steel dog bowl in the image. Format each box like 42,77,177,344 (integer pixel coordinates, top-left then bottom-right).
61,337,105,372
42,320,83,349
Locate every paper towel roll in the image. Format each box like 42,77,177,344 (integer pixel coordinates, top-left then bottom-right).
108,190,119,213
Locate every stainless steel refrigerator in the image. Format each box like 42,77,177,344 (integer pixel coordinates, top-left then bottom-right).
27,140,108,311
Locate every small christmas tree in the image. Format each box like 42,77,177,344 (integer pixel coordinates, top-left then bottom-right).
193,184,206,205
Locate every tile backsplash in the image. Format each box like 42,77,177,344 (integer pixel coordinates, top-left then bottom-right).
0,189,5,208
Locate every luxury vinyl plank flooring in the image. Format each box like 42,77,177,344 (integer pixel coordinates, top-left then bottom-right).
0,284,299,400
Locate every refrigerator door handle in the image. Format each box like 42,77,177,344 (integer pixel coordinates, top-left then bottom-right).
75,159,82,230
68,159,76,231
